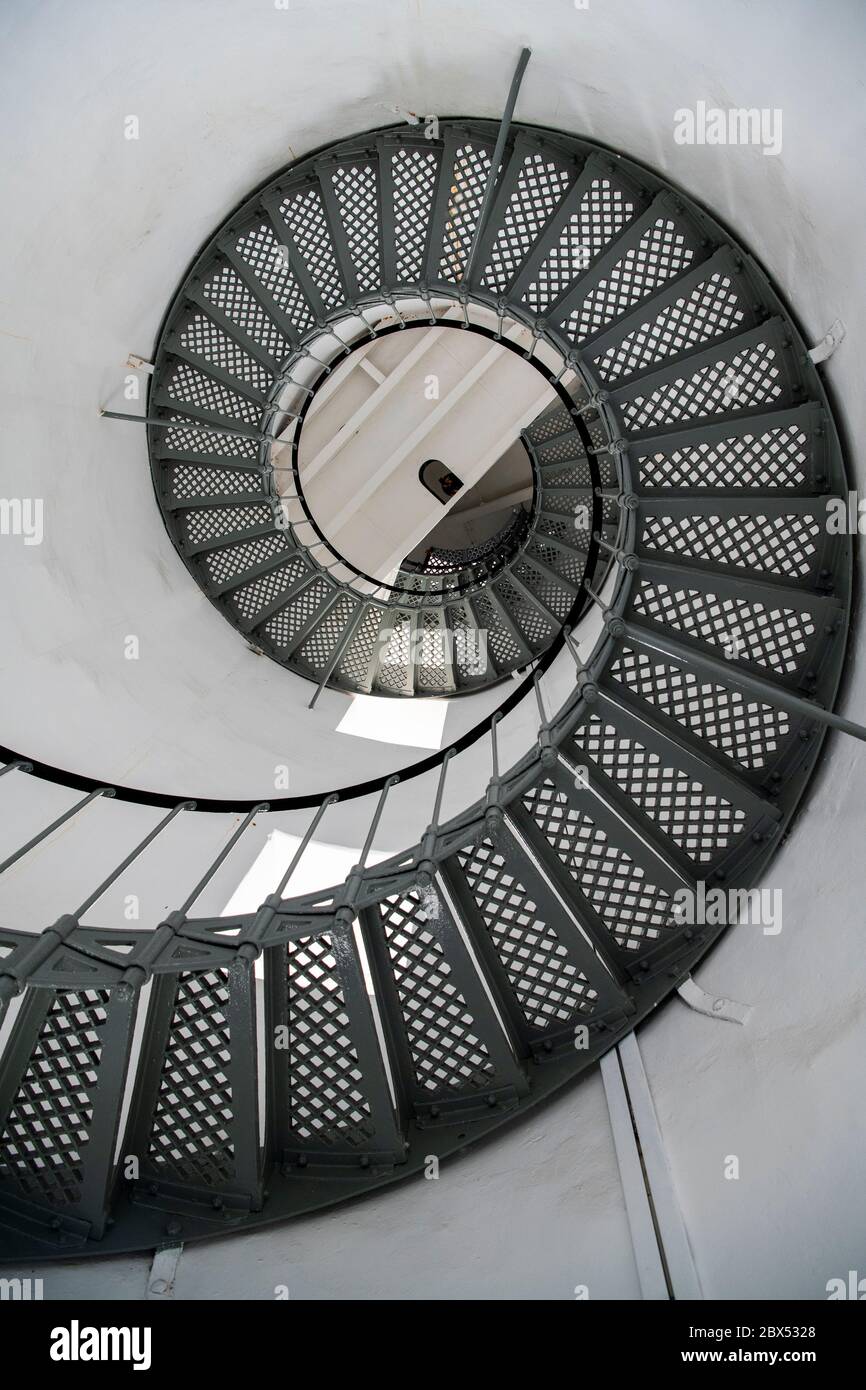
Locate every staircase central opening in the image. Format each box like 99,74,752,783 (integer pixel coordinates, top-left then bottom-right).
291,322,557,585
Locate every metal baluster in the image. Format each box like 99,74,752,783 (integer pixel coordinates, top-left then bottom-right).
247,794,339,948
0,799,194,1021
0,759,32,779
593,529,639,572
114,802,270,997
462,46,532,285
274,796,338,900
99,409,263,442
359,776,399,871
562,624,584,674
418,748,455,885
0,787,113,876
74,801,196,919
417,281,437,325
331,776,400,930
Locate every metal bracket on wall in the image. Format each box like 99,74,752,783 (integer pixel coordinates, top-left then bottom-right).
377,103,439,140
808,319,845,364
147,1243,184,1300
677,975,752,1025
126,353,155,374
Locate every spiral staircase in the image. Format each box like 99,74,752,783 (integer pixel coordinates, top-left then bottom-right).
0,101,853,1262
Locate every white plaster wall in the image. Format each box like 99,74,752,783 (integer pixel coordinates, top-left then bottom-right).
1,0,865,1301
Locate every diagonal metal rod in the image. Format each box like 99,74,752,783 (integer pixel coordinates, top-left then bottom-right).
180,803,269,914
0,760,32,779
100,409,262,443
624,621,866,746
74,801,196,919
534,670,549,727
0,790,152,1020
562,624,585,673
430,747,455,830
490,709,503,781
583,581,612,617
358,776,399,869
264,402,301,423
273,793,339,898
308,608,366,709
0,788,112,876
462,46,531,285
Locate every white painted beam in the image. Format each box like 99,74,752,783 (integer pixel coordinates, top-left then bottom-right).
302,324,450,483
600,1048,670,1300
449,483,533,523
359,356,386,384
617,1032,703,1300
325,339,509,540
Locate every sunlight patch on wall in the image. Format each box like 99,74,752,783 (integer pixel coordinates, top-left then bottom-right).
222,828,394,917
336,693,448,750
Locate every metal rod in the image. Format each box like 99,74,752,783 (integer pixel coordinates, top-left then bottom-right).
298,347,332,374
562,625,584,673
382,293,408,328
358,776,398,869
554,353,579,384
351,306,378,337
273,794,338,898
430,748,455,830
462,46,531,284
180,802,269,914
0,788,112,876
74,801,195,918
308,610,364,708
0,760,32,779
624,621,866,746
100,409,261,442
582,581,611,616
418,284,437,325
594,531,619,557
490,710,503,781
524,321,542,359
534,671,549,727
